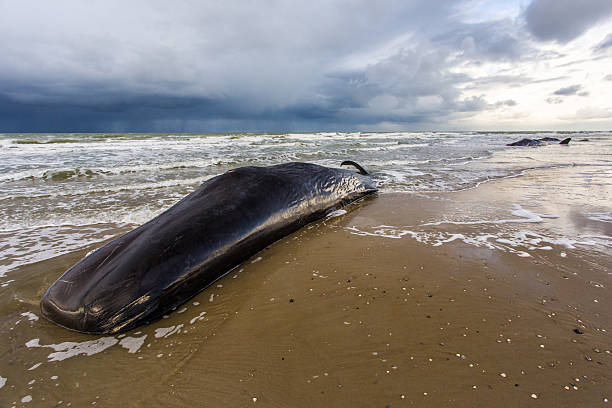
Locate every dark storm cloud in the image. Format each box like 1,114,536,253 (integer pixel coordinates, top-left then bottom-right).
525,0,612,43
0,0,606,131
1,0,479,131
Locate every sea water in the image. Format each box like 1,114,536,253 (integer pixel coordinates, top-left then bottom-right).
0,131,610,275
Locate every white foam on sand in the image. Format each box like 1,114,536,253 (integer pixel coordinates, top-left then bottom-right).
20,312,39,321
344,202,612,258
190,311,207,324
346,225,428,241
154,324,183,338
25,337,118,362
347,222,608,258
119,335,147,353
431,234,466,247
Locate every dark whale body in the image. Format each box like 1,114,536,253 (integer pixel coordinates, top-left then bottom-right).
507,137,571,146
41,162,377,334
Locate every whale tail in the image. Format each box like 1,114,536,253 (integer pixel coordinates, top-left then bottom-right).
559,137,571,145
341,160,369,175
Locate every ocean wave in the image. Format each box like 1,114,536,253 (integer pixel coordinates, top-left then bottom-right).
369,154,491,168
0,158,235,182
41,168,98,181
0,202,170,233
0,174,216,201
14,138,82,145
0,166,105,183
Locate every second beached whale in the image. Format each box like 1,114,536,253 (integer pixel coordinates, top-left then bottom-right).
507,137,571,146
40,162,377,334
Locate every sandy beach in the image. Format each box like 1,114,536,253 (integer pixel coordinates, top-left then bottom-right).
1,162,610,407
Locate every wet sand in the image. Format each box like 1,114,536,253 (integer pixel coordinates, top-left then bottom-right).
1,167,611,407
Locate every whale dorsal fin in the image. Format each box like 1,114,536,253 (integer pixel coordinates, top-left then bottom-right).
559,138,571,145
341,160,369,175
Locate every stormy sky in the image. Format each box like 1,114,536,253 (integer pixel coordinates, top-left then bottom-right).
1,0,612,132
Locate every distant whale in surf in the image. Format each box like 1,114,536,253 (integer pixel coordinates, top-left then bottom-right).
507,137,571,146
41,162,377,334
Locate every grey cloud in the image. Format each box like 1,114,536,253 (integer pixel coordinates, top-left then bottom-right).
321,43,480,125
458,96,489,112
433,19,534,63
494,100,517,108
525,0,612,43
553,85,583,96
464,74,569,91
546,84,589,104
594,33,612,52
0,0,599,132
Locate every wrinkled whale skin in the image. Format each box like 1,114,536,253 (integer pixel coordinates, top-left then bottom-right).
41,162,377,334
507,137,571,146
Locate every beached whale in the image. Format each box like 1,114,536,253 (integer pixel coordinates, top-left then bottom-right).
507,137,571,146
40,162,377,334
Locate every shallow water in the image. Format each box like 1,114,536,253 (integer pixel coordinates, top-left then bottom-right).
0,132,611,406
